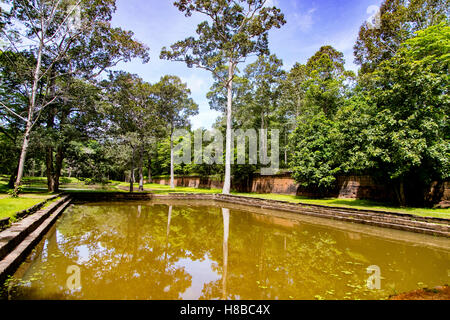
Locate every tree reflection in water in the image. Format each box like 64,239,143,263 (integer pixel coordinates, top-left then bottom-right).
8,201,450,300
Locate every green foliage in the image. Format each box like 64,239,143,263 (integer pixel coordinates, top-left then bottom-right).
151,75,199,133
289,112,340,191
304,46,355,116
363,21,450,197
354,0,448,74
289,23,449,205
160,0,286,77
7,185,22,198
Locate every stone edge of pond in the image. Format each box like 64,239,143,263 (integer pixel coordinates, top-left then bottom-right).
146,193,449,238
0,195,72,286
0,194,61,232
65,192,450,238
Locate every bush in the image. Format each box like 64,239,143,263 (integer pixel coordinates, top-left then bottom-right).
84,178,94,185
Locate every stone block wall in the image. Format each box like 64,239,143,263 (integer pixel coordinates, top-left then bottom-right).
152,174,449,205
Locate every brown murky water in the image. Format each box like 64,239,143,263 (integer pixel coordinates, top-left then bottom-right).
7,200,450,300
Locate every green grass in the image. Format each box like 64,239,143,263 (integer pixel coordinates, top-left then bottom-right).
1,177,448,220
0,195,53,220
143,183,222,194
115,182,222,194
135,183,450,220
229,193,450,219
0,177,73,220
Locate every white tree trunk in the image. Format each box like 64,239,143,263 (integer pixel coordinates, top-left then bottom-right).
164,205,173,267
223,60,234,195
129,147,135,192
14,38,44,193
222,208,230,300
167,205,172,238
170,131,175,189
138,143,144,191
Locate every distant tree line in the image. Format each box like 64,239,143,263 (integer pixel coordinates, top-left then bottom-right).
0,0,448,206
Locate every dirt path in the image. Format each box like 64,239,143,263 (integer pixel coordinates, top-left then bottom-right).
390,286,450,300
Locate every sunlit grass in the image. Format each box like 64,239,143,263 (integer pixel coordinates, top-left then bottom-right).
1,177,448,220
229,193,450,219
117,182,222,194
0,195,53,220
138,183,450,220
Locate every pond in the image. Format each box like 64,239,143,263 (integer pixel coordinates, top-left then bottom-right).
6,200,450,300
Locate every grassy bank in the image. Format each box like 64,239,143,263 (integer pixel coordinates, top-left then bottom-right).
0,176,115,220
0,177,449,221
0,195,53,220
139,183,450,220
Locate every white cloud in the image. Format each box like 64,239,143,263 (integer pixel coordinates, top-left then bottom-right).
0,2,12,12
264,0,280,8
181,74,208,95
190,109,222,130
366,5,381,30
292,8,317,32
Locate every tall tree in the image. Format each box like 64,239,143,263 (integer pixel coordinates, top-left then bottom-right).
0,0,149,194
362,22,449,205
151,75,198,189
242,54,285,162
102,71,160,192
160,0,285,194
354,0,448,74
41,78,101,192
288,47,355,194
304,45,355,117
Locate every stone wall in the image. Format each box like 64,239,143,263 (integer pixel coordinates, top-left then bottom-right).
153,174,390,198
155,176,224,190
152,174,449,205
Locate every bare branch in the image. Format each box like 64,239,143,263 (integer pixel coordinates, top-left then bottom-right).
44,0,83,45
0,126,16,142
18,0,43,41
0,101,27,122
31,96,57,129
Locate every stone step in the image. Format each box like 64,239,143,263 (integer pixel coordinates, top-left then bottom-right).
0,197,72,285
0,195,70,262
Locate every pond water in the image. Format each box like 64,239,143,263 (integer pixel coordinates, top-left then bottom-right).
7,200,450,300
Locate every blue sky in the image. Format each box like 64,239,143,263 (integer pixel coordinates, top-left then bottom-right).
110,0,383,129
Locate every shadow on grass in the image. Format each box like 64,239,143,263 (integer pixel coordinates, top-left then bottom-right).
323,199,397,209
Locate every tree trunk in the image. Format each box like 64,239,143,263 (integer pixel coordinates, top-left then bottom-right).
46,146,55,192
138,144,144,191
223,60,234,195
14,37,44,194
164,205,173,268
14,121,33,193
53,145,64,193
147,154,152,183
395,179,406,207
130,147,135,193
170,129,175,189
261,110,267,165
30,160,35,177
8,160,20,188
222,208,230,300
45,103,58,193
284,129,288,165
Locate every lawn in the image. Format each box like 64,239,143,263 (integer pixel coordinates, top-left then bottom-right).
0,177,80,220
230,193,450,220
138,183,450,220
1,177,448,221
0,195,53,220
